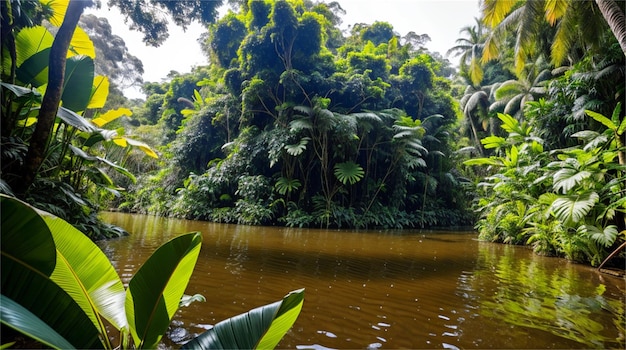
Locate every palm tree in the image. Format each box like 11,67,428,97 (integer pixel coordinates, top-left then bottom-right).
490,56,552,119
594,0,626,56
481,0,619,73
459,82,498,155
447,17,488,86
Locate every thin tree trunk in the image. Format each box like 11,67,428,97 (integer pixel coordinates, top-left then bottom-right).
17,0,89,195
595,0,626,57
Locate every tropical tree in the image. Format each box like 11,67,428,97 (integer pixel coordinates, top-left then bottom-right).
103,0,223,46
447,17,488,86
17,0,92,195
481,0,622,73
0,0,162,238
594,0,626,56
489,56,552,119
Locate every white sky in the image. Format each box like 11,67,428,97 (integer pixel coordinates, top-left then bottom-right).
87,0,481,98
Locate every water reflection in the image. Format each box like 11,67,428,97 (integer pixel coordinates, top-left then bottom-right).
99,212,624,349
457,243,625,349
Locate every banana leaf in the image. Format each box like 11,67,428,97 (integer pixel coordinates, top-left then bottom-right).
0,295,75,350
181,288,305,350
0,195,56,275
41,208,128,332
125,232,202,349
15,47,50,87
61,55,94,112
0,195,102,349
87,76,110,110
56,106,97,132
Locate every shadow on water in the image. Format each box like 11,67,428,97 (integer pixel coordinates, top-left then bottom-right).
99,212,625,350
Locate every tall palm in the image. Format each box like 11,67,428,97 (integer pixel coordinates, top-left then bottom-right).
481,0,618,73
459,82,498,155
447,17,488,86
490,56,552,119
594,0,626,56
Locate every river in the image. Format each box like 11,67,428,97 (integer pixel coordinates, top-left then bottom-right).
99,212,625,349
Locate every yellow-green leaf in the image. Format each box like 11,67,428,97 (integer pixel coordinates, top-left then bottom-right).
124,137,158,159
92,108,132,127
482,0,517,28
544,0,568,26
87,76,109,109
68,27,95,59
41,0,69,27
15,26,54,68
112,137,128,147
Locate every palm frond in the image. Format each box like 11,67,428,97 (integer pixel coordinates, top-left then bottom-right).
544,0,569,25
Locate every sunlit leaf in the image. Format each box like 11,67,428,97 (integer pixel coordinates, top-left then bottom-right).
87,76,110,110
482,0,517,27
16,48,50,87
544,0,568,25
113,137,128,147
42,0,70,27
126,232,202,349
15,26,54,68
42,205,126,335
551,192,599,225
0,195,102,349
123,137,159,159
481,135,507,149
585,109,616,130
92,108,132,127
181,289,305,350
68,27,95,58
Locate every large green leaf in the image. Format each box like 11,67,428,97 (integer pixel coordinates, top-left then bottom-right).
1,263,102,349
0,196,102,349
41,209,128,332
56,106,97,132
334,161,365,185
551,192,599,226
125,232,202,349
181,289,305,350
0,295,75,350
14,26,54,67
585,109,616,130
15,47,50,87
61,55,95,112
0,195,56,276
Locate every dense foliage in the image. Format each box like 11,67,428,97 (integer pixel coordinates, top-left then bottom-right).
0,0,156,239
455,0,625,266
122,0,474,229
2,0,623,268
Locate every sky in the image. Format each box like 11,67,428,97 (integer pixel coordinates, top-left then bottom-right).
86,0,481,99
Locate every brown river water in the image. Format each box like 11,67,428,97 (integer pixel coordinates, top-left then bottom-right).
99,212,625,349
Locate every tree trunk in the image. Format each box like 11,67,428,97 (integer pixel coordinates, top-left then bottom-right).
595,0,626,57
16,0,89,195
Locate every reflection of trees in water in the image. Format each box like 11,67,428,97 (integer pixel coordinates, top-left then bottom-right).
460,242,625,349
